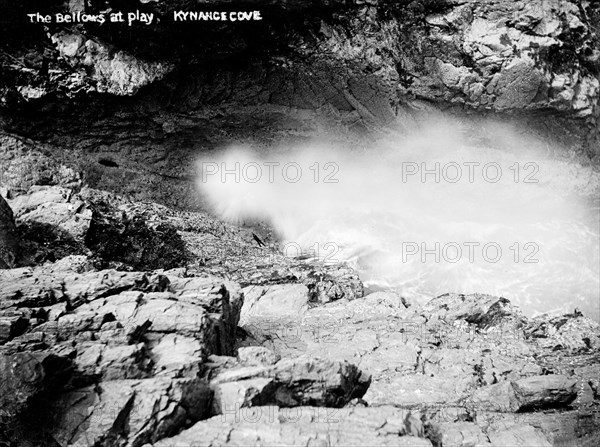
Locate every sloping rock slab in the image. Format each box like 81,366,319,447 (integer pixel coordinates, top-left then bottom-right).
51,377,211,447
150,405,433,447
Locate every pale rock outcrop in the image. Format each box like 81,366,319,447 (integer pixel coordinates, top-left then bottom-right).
51,31,173,96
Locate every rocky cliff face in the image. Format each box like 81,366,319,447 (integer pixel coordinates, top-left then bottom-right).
4,1,599,115
1,1,599,154
1,1,599,446
0,0,597,213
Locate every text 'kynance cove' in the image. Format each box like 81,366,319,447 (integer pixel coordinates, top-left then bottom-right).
173,11,262,22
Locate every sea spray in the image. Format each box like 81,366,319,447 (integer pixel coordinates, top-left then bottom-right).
197,117,600,320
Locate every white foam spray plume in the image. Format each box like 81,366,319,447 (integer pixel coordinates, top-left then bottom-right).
197,117,600,321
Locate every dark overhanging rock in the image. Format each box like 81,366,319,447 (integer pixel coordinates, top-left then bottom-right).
2,1,598,123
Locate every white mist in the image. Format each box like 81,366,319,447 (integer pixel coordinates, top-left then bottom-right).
197,117,600,321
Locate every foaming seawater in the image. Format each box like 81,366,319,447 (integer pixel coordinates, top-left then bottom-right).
197,119,600,321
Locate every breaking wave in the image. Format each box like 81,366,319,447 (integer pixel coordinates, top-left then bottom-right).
198,117,600,321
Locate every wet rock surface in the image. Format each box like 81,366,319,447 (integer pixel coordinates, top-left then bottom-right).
1,181,599,445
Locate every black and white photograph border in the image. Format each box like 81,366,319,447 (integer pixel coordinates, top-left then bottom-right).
0,1,599,446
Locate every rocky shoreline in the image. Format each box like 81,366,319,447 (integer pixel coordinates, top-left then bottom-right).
1,0,599,445
1,177,599,446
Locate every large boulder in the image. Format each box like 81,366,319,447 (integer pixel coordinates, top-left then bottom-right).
470,374,578,413
50,377,212,447
209,356,371,412
420,293,526,331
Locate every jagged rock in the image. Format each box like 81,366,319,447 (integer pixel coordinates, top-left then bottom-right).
0,194,19,268
470,375,578,413
479,351,542,385
0,265,244,444
3,185,198,269
150,405,434,447
51,31,173,96
10,185,92,239
412,1,598,117
0,266,159,311
0,266,67,309
1,263,243,365
237,289,409,357
54,275,240,356
2,0,597,146
512,375,578,411
365,372,476,408
1,236,599,446
210,356,371,410
51,377,212,446
9,185,92,264
526,313,600,352
10,185,77,217
420,293,525,331
295,263,364,303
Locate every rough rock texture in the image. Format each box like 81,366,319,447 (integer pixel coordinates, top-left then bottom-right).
50,30,173,96
0,251,372,445
207,355,371,413
398,0,600,117
470,374,578,412
0,180,599,445
151,406,433,447
0,194,19,268
0,152,365,296
3,1,598,117
0,177,377,446
0,1,599,445
233,290,600,446
50,377,212,447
